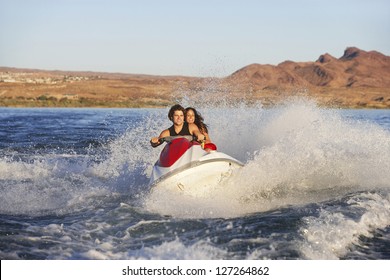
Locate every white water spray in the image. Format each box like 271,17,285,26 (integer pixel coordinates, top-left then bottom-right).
144,98,390,218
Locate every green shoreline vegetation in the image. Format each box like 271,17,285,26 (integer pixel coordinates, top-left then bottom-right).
1,95,388,109
0,97,170,108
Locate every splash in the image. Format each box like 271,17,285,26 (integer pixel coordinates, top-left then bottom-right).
117,238,227,260
299,192,390,259
0,155,109,215
1,98,389,219
144,98,390,218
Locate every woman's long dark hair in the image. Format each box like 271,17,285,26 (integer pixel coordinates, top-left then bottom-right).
185,107,208,133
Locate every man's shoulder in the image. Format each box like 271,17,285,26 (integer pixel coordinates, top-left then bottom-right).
160,129,170,137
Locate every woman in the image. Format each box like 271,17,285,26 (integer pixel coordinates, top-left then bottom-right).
185,107,217,151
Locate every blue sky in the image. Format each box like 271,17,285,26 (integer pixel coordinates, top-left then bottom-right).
0,0,389,77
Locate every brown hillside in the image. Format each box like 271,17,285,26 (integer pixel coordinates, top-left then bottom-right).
1,47,390,108
223,47,390,108
228,47,390,89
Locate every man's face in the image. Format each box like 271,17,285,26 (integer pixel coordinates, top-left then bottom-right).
172,110,184,125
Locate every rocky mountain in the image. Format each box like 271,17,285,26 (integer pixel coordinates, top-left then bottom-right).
227,47,390,89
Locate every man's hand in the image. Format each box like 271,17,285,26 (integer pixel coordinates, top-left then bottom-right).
150,137,161,148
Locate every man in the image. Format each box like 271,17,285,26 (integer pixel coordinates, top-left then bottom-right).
150,104,205,147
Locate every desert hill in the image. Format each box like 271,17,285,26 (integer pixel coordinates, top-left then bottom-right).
223,47,390,107
1,47,390,108
228,47,390,88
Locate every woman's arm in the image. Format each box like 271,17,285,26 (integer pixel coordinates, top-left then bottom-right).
189,123,205,142
202,131,211,143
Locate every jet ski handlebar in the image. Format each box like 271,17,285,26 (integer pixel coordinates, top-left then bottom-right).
150,135,196,148
162,135,195,142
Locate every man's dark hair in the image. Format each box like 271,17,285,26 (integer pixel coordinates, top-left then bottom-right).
168,104,185,121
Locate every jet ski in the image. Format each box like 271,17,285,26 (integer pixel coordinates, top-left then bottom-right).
149,136,244,197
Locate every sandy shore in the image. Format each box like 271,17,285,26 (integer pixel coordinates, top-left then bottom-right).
1,70,389,109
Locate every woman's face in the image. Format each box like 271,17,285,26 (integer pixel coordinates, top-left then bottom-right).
186,109,195,124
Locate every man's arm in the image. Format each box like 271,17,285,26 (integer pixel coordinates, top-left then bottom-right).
150,129,170,147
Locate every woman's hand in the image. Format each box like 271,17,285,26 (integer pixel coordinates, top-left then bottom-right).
196,133,206,142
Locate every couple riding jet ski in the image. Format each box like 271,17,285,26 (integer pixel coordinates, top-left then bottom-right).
149,105,243,196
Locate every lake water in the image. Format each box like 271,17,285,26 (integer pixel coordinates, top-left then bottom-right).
1,99,390,260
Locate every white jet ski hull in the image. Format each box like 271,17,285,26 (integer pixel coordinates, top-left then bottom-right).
150,140,243,197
